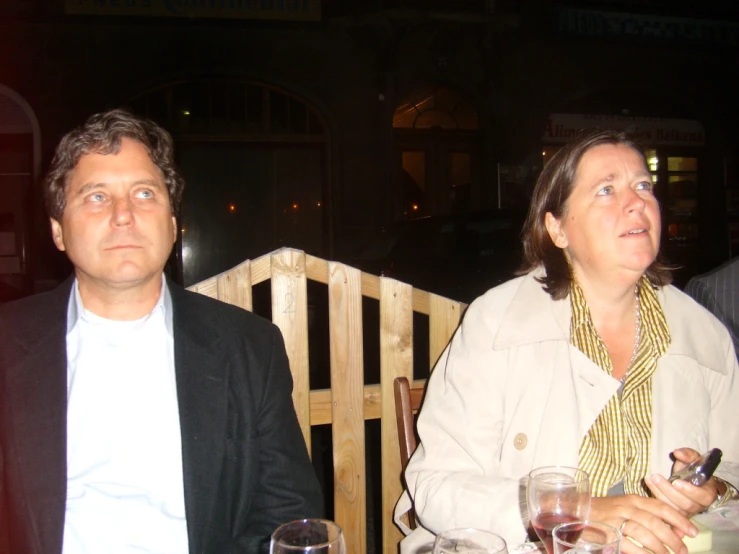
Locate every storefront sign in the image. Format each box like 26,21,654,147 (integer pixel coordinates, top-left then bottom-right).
556,8,739,47
64,0,321,21
543,114,705,146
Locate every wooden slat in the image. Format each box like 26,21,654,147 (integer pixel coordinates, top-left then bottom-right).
188,247,465,554
270,249,311,451
250,251,272,285
360,272,433,316
328,261,366,554
361,271,381,301
186,275,218,298
379,277,414,554
307,381,426,425
305,253,329,285
216,260,253,311
429,293,464,370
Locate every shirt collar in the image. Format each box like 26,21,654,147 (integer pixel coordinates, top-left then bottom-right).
66,275,173,337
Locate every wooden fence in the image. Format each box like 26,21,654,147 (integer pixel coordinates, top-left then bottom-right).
187,247,466,554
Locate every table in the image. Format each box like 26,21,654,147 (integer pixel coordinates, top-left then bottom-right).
689,505,739,554
706,529,739,553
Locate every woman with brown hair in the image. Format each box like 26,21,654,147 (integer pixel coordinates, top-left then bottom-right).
395,130,739,554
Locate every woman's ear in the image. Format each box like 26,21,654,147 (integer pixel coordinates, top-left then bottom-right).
544,212,568,249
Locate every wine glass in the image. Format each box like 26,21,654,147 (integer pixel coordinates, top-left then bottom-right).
270,519,346,554
527,466,591,554
553,521,621,554
433,528,508,554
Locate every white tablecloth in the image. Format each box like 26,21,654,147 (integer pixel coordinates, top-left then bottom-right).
692,502,739,553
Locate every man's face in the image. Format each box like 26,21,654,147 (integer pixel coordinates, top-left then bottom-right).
50,138,177,292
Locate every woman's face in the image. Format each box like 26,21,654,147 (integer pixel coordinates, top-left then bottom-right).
545,143,661,286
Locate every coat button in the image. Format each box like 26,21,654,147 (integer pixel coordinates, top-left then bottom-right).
513,433,527,450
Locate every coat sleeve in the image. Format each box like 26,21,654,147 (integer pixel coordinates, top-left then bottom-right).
403,296,529,546
240,325,324,553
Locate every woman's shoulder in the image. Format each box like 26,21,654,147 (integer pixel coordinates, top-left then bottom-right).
660,284,726,327
462,272,552,333
659,284,735,370
467,274,530,313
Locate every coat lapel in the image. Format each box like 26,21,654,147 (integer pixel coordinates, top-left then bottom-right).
170,285,228,554
4,280,72,553
494,272,619,442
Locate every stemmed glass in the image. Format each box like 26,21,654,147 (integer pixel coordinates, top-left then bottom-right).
270,519,346,554
527,466,591,554
553,521,621,554
433,528,508,554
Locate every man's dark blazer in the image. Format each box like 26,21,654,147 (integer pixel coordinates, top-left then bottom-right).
0,277,323,554
684,256,739,358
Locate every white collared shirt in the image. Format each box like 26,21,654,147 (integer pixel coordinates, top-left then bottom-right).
62,278,188,554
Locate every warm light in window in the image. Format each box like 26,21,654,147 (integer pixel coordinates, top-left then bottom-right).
316,201,321,207
229,203,236,213
180,227,186,234
292,203,299,210
411,203,419,211
182,110,191,116
542,151,546,156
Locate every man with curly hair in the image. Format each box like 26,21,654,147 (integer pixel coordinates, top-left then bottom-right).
0,109,323,554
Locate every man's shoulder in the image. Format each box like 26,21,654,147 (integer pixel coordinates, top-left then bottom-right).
663,284,736,338
0,283,70,328
688,257,739,287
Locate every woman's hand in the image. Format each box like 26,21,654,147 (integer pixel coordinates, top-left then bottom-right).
645,448,720,518
590,494,697,554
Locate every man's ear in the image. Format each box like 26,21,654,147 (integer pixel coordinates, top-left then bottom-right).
544,212,568,249
171,215,178,244
50,218,66,252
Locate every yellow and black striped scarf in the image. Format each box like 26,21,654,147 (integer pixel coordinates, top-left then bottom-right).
570,277,671,497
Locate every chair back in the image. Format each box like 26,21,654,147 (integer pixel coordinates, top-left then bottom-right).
393,376,426,529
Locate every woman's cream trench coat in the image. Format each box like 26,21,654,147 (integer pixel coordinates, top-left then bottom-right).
395,272,739,552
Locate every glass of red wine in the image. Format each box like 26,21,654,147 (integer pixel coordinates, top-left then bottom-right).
526,466,591,554
552,521,621,554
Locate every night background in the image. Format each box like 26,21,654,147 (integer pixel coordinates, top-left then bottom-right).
2,0,739,550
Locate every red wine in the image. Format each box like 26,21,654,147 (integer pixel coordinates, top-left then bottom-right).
532,513,583,554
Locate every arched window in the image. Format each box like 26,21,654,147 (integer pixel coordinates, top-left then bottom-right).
127,81,327,138
126,80,329,286
0,85,40,299
392,86,480,219
393,85,478,130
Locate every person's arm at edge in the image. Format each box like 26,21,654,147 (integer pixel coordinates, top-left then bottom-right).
684,276,739,359
684,278,733,340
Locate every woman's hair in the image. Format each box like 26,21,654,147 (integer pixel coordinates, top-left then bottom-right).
43,109,185,220
519,128,672,300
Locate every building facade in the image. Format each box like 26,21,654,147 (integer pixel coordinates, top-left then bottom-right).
2,0,739,294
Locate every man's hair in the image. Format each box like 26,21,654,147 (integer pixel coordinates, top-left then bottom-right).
43,109,185,220
518,128,672,300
